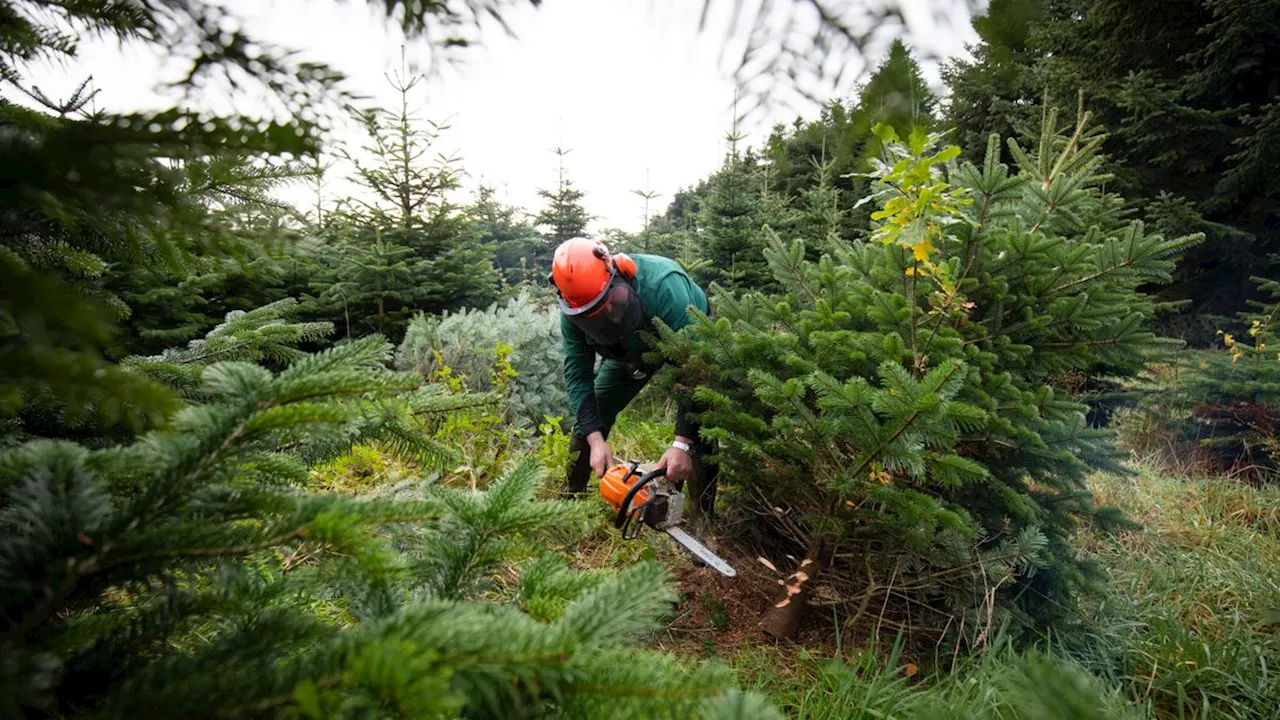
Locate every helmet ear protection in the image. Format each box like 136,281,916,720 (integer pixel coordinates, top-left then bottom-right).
588,244,637,280
613,253,637,280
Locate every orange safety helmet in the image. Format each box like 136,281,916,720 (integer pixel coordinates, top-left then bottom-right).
549,238,643,345
550,237,613,309
549,238,637,312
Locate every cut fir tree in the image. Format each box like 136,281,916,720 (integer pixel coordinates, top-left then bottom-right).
654,106,1202,645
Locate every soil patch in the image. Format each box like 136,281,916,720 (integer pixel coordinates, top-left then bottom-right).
653,539,840,659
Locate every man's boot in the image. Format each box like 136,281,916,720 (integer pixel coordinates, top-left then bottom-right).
561,434,593,497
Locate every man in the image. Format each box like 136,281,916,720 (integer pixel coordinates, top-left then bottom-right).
550,236,717,515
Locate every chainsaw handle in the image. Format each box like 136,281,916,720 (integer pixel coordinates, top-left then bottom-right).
613,466,667,531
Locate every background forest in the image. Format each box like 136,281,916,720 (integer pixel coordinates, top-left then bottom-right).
2,1,1278,719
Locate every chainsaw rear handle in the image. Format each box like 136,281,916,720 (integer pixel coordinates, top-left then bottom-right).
613,466,666,532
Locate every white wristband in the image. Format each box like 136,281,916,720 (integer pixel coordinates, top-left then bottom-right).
671,440,692,453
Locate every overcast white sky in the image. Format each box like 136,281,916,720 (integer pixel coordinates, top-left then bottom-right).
15,0,981,232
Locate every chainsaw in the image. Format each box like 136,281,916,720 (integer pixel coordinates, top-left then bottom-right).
599,461,737,578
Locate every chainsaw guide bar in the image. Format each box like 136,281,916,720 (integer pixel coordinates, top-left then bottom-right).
599,462,737,578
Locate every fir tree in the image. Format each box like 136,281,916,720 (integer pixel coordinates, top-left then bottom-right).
309,222,427,339
655,108,1202,642
939,0,1048,161
535,146,591,262
854,40,938,157
471,184,542,285
339,57,499,315
121,299,334,399
345,56,458,231
795,152,845,256
698,114,771,291
1174,265,1280,480
0,0,524,436
763,42,938,243
103,155,313,356
631,169,663,252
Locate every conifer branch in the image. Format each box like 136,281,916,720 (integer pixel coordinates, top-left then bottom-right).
214,676,344,718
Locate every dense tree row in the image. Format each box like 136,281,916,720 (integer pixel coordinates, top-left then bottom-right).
943,0,1280,342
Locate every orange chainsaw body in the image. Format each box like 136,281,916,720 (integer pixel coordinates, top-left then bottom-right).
598,460,738,578
600,463,652,511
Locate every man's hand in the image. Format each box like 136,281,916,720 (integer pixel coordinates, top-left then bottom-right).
656,436,695,485
586,431,615,477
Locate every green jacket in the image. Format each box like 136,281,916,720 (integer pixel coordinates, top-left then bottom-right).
560,254,708,438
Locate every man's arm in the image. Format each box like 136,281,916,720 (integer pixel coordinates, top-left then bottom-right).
562,315,617,475
561,314,603,437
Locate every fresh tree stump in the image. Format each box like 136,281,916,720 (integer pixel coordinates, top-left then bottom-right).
760,535,834,640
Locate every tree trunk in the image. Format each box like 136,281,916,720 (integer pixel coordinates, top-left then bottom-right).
760,534,835,640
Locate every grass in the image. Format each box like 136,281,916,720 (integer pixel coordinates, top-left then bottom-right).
1075,469,1280,719
731,638,1143,720
704,468,1280,720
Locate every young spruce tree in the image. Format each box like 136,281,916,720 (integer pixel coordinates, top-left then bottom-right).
535,146,592,266
655,106,1202,643
1176,265,1280,480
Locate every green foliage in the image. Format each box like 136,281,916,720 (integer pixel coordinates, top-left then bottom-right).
656,108,1202,642
306,221,433,339
943,0,1280,335
122,299,333,398
0,101,306,435
854,40,938,158
737,637,1140,720
535,146,592,263
416,349,520,482
297,66,499,340
1134,268,1280,481
472,184,543,285
732,467,1280,720
1072,469,1280,719
396,290,569,427
1,0,531,441
2,5,517,437
537,414,573,478
312,443,413,493
409,458,586,599
688,43,940,291
0,335,774,718
698,146,780,291
0,336,428,715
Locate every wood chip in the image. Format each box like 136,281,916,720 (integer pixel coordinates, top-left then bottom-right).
757,556,778,572
774,598,791,608
794,571,809,583
800,558,814,568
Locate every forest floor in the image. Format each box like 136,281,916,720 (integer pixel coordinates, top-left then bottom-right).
582,398,1280,719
